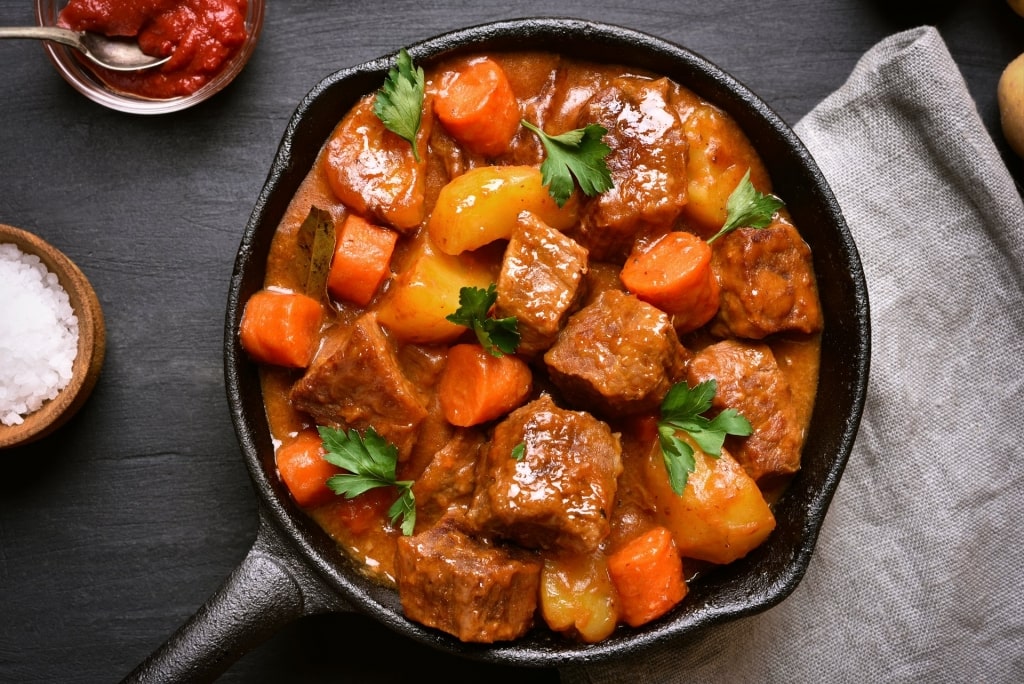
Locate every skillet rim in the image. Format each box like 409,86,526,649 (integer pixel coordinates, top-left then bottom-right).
224,16,870,667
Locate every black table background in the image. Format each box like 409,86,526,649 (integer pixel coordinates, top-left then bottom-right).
1,1,1021,682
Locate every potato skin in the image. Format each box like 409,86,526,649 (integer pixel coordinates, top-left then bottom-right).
998,53,1024,158
1008,0,1024,18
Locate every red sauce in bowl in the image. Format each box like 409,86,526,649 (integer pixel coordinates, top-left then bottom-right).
57,0,249,99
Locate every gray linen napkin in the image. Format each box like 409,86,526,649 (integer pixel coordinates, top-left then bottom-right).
561,25,1024,683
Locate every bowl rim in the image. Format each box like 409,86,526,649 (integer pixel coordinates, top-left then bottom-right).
225,16,871,666
33,0,265,115
0,223,106,449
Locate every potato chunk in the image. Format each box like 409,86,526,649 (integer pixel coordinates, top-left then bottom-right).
540,551,619,643
375,238,493,344
672,91,772,236
642,437,775,564
426,165,578,254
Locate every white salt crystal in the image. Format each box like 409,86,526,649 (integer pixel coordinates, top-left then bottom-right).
0,242,80,426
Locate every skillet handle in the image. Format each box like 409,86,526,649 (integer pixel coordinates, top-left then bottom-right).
120,507,347,683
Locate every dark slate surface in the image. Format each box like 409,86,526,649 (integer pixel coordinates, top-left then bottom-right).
1,1,1020,682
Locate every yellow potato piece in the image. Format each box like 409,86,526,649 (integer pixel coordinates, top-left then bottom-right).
375,239,493,344
643,437,776,565
540,552,619,643
427,165,578,255
998,53,1024,158
678,100,772,234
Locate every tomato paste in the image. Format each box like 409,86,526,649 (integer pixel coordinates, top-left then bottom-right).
58,0,249,99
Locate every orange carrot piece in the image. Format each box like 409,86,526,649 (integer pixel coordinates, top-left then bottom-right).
327,214,399,307
434,57,521,157
607,526,687,628
438,343,533,427
620,231,721,333
275,431,339,508
239,289,322,368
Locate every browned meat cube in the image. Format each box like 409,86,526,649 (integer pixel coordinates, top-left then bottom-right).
410,429,486,528
544,290,689,417
495,212,589,358
570,76,689,262
290,312,427,459
686,339,804,486
710,220,824,339
469,395,622,553
395,513,542,643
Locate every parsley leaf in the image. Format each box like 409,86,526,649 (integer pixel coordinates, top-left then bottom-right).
319,425,416,535
373,48,425,162
511,441,526,461
706,169,785,244
521,119,614,207
445,284,520,357
657,380,753,495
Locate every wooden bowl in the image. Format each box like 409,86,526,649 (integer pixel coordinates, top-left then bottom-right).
0,223,106,449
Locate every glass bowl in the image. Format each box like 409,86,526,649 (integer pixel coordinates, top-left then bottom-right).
34,0,265,115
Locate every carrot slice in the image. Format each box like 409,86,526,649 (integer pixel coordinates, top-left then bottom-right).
434,57,520,157
327,214,399,307
239,289,322,368
275,431,339,508
607,526,687,627
620,231,720,333
438,343,533,427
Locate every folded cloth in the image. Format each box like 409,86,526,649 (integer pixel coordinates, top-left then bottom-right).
561,26,1024,683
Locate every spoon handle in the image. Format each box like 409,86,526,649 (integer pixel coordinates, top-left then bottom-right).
0,26,84,51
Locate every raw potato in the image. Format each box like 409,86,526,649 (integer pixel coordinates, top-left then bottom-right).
998,53,1024,158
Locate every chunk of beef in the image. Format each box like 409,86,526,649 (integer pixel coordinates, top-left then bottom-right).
710,220,824,339
289,313,427,459
544,290,689,417
495,212,589,358
469,395,622,553
395,513,541,643
570,76,689,262
395,343,456,473
686,339,804,486
580,261,626,306
410,429,486,528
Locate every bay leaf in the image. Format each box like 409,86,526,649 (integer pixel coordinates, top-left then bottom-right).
296,206,335,299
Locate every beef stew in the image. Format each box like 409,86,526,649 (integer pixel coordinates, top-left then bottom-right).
240,49,823,646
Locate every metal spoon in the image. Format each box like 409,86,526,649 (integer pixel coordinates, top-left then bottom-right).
0,26,170,71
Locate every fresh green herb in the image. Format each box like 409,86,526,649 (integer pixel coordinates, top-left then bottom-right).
521,119,614,207
657,380,752,495
319,425,416,535
374,48,425,162
445,284,520,357
511,441,526,461
706,169,785,244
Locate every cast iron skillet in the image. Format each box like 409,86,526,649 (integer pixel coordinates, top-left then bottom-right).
123,17,870,683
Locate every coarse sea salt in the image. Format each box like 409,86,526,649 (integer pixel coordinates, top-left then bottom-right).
0,242,79,427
